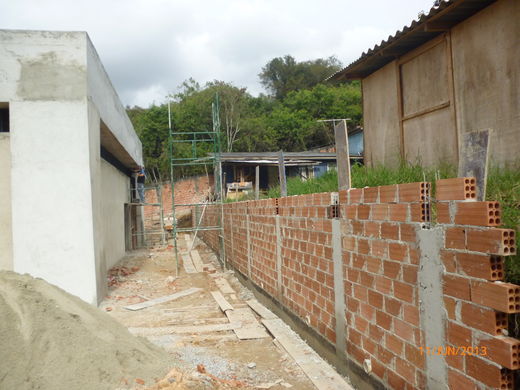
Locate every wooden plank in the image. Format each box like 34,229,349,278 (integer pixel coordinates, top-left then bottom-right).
129,322,241,336
190,250,204,272
262,319,354,390
458,129,490,201
162,304,218,313
226,308,270,340
182,253,197,274
215,277,235,294
246,300,277,319
334,120,351,190
123,287,201,311
211,291,234,312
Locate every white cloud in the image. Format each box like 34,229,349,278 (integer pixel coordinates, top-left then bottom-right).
0,0,437,107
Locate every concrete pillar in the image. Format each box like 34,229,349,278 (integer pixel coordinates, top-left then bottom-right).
418,227,448,389
332,219,347,359
275,215,283,300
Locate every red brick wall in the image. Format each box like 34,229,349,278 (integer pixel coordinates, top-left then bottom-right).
144,175,214,218
197,178,518,389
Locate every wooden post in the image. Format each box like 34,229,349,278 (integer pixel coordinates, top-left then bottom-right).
334,119,351,190
255,165,260,200
278,150,287,197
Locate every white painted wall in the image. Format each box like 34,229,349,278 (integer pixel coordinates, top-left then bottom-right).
10,100,98,304
0,30,143,305
0,134,13,271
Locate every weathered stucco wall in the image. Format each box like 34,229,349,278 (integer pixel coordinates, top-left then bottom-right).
360,0,519,168
362,62,401,167
451,0,520,167
0,134,13,271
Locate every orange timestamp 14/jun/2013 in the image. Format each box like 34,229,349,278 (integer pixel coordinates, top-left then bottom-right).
419,346,487,356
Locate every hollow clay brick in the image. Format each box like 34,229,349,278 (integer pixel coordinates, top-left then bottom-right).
445,227,466,249
381,223,399,240
454,201,502,227
357,204,370,220
466,355,514,389
398,182,430,203
477,336,520,370
456,253,504,281
448,369,477,390
460,302,508,335
388,204,408,222
371,204,389,221
363,186,379,203
349,188,363,204
471,281,520,313
436,202,451,224
338,189,348,204
379,184,397,203
466,228,516,256
436,177,477,201
410,203,431,222
443,274,471,300
447,321,472,345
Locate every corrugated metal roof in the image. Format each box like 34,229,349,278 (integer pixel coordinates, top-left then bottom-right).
329,0,497,81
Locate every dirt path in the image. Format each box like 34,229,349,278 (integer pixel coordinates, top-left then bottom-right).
100,238,319,390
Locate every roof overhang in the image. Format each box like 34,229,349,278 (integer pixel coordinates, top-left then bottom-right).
329,0,497,81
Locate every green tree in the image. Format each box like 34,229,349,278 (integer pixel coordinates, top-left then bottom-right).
259,55,342,99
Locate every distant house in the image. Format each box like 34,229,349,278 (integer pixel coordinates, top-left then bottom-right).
221,130,363,197
330,0,519,167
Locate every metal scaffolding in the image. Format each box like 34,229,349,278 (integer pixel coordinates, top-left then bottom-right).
168,94,226,276
128,178,166,249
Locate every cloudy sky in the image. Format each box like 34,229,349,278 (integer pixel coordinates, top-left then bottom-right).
1,0,436,107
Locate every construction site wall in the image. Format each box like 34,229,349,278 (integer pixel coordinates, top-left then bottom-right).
0,133,13,271
199,179,518,389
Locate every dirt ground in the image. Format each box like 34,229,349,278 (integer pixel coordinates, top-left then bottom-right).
100,238,319,390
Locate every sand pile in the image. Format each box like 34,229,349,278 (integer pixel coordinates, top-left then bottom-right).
0,271,172,390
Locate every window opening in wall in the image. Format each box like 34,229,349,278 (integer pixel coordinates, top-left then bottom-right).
0,105,9,133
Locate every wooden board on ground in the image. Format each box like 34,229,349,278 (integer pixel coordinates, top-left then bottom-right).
182,253,197,274
246,299,277,319
262,318,354,390
226,307,270,340
211,291,234,312
190,250,204,272
129,322,242,336
162,304,218,313
215,277,235,294
123,287,202,311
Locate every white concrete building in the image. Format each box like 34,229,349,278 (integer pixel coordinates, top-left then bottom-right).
0,30,143,305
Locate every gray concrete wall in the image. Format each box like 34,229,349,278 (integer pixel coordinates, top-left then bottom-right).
0,134,13,271
86,37,143,168
362,62,401,167
451,0,520,167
